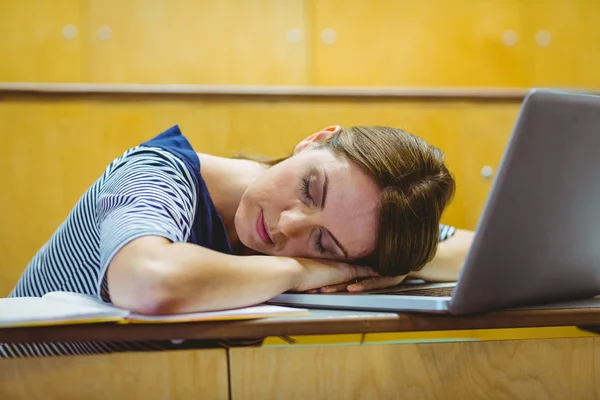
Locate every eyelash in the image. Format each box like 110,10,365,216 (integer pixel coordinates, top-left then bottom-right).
301,177,314,205
301,177,326,254
314,229,326,254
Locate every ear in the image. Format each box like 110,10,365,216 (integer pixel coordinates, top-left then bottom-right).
293,126,342,154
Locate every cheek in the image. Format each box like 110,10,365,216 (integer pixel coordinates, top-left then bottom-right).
238,176,291,225
269,240,312,258
271,163,299,184
262,168,299,204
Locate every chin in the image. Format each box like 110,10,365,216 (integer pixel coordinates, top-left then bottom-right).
233,217,259,251
233,212,249,245
259,247,277,256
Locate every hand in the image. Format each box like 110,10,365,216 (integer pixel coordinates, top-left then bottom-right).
291,258,379,293
307,275,407,293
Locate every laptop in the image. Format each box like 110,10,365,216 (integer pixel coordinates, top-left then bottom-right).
268,89,600,315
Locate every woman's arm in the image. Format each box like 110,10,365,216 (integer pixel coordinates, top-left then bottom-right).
107,236,377,315
410,229,475,282
97,149,376,315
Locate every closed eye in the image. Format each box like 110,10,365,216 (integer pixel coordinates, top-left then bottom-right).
301,177,315,206
314,229,327,254
301,177,328,254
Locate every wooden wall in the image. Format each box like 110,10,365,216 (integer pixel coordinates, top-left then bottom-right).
1,0,599,296
2,0,599,87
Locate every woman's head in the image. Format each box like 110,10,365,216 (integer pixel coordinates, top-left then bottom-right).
234,125,456,276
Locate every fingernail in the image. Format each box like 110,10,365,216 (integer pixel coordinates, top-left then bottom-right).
347,285,358,291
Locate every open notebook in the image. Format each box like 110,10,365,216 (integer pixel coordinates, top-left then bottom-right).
0,291,309,328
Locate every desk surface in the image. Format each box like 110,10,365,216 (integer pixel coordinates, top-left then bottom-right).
2,299,600,343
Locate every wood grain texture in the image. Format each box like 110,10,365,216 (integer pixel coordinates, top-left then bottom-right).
364,325,598,344
230,337,600,400
0,82,536,98
0,349,228,400
1,307,599,344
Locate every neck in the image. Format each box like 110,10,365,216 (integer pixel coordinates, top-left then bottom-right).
197,153,266,249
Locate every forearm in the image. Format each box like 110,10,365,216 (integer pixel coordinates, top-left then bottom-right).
410,229,475,282
108,237,302,314
163,243,302,312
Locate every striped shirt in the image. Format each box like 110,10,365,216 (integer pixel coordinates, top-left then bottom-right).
1,126,457,358
439,224,456,242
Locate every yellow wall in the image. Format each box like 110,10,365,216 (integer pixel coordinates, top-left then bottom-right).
0,0,308,85
2,0,599,87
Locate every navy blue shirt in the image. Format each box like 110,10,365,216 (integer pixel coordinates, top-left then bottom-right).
141,125,233,255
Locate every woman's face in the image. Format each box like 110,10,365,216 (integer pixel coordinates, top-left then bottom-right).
235,145,381,262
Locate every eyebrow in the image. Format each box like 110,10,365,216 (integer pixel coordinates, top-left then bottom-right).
330,233,349,259
319,167,348,259
320,168,329,211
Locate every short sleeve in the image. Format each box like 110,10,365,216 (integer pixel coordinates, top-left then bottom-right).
439,224,457,241
96,148,197,301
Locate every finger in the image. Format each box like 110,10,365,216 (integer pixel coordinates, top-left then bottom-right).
319,283,350,293
348,275,406,292
348,277,388,292
305,289,320,294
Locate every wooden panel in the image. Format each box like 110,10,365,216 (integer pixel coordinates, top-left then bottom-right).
0,96,517,295
0,349,228,400
451,103,517,228
84,0,307,85
309,0,524,86
0,0,83,82
3,305,600,344
363,326,598,344
230,337,600,400
262,333,363,346
521,0,600,88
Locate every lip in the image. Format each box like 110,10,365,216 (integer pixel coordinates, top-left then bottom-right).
256,209,273,244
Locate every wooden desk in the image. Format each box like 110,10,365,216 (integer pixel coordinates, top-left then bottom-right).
2,304,600,344
1,306,600,400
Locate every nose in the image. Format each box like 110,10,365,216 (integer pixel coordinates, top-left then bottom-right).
277,208,313,239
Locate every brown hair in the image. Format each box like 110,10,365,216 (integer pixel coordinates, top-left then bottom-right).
241,126,455,276
326,126,455,275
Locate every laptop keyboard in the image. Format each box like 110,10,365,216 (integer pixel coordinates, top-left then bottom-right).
315,282,456,297
378,286,455,297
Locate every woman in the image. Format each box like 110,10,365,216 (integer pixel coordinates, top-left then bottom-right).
1,124,472,357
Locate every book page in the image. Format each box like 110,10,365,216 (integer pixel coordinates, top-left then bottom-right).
42,291,122,312
128,304,309,324
0,294,125,328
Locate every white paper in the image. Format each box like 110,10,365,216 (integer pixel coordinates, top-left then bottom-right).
130,304,309,322
0,292,309,327
0,295,123,327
